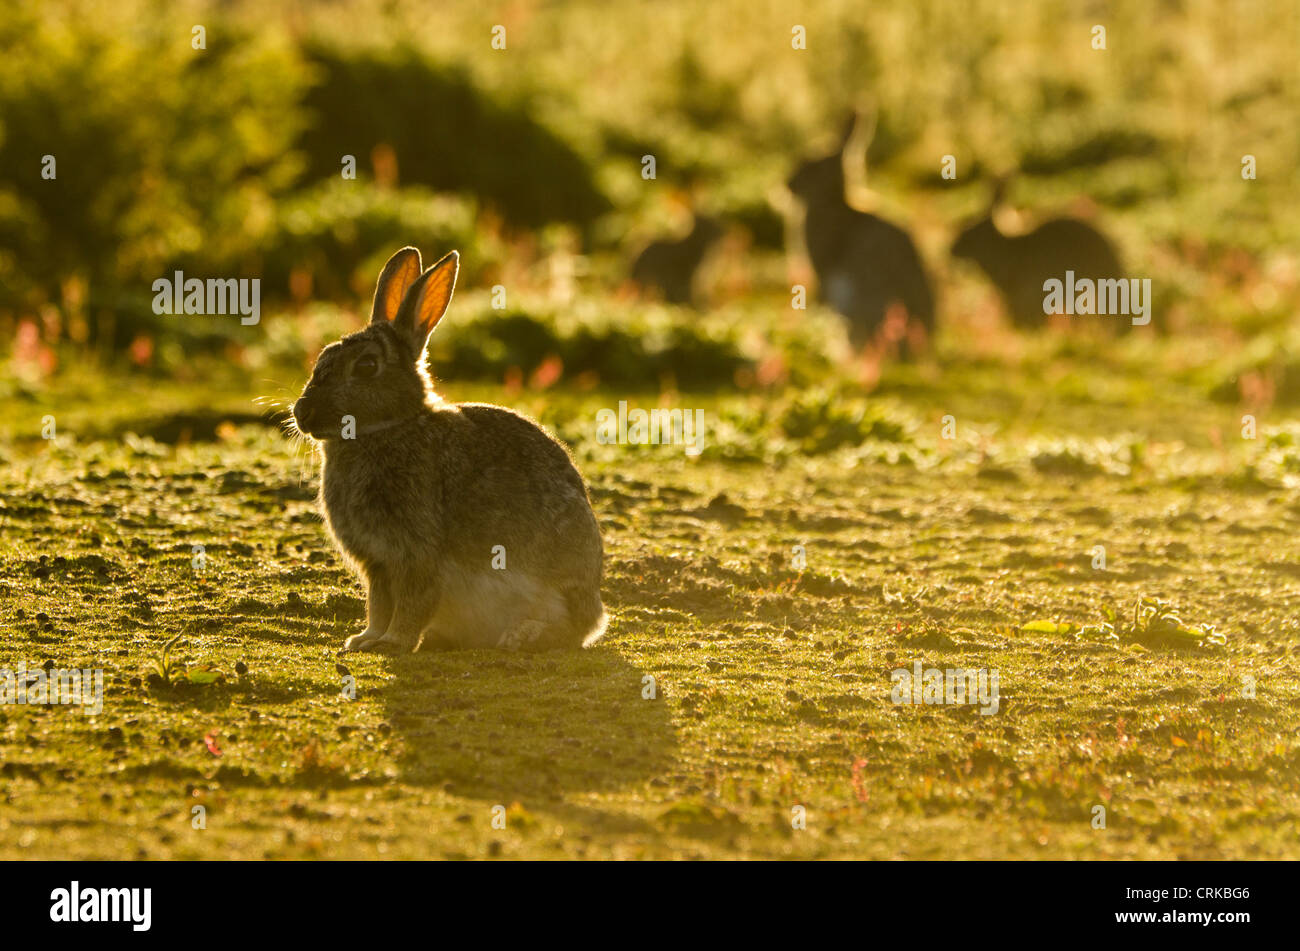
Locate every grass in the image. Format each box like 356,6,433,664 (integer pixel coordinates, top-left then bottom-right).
2,330,1298,860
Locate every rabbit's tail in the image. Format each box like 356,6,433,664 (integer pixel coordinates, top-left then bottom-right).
566,585,608,648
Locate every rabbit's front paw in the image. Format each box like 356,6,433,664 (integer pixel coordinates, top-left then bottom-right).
344,628,385,651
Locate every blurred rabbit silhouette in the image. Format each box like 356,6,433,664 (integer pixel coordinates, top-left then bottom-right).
630,213,725,306
786,111,935,355
951,175,1125,330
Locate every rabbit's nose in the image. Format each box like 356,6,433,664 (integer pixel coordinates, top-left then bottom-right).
293,396,317,428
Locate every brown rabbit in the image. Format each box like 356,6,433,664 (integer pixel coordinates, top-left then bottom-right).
950,176,1125,329
292,247,606,653
630,213,724,305
786,113,936,352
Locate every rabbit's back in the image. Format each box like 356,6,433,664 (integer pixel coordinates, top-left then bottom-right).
997,220,1123,326
1022,219,1121,274
424,403,600,575
322,403,600,579
631,225,719,304
428,403,605,646
632,240,699,303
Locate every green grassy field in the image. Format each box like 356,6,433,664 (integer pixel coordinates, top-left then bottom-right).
3,333,1298,860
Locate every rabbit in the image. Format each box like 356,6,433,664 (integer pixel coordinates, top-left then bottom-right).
786,113,935,353
630,213,725,305
950,176,1125,329
291,247,606,653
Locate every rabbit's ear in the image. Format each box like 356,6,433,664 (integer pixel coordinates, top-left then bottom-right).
395,250,459,353
990,173,1013,209
370,247,423,325
837,113,859,151
841,106,878,157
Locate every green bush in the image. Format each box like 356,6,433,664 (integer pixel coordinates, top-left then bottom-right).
779,388,916,454
428,300,751,389
0,9,309,344
296,42,612,232
258,179,497,302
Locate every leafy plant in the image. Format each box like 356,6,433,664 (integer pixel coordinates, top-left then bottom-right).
150,634,185,686
148,634,225,688
779,389,915,454
1126,597,1226,649
1022,597,1226,649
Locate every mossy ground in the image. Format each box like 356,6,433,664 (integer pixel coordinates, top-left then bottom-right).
2,334,1298,860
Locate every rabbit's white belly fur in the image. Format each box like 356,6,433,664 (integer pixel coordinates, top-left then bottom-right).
429,564,566,649
825,272,857,315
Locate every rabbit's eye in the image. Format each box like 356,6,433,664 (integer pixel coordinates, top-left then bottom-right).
352,355,380,379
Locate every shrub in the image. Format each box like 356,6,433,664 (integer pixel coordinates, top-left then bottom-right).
257,180,495,302
296,42,611,232
0,10,309,344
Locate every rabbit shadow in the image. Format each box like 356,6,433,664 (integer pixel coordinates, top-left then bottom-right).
373,644,677,802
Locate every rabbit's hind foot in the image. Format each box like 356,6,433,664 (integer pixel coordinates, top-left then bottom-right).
343,627,419,653
497,618,550,652
356,631,419,654
496,617,590,652
497,602,605,651
343,627,386,651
